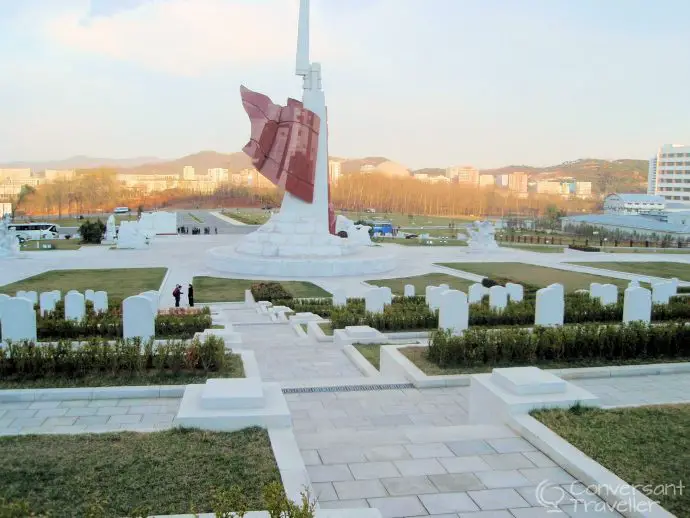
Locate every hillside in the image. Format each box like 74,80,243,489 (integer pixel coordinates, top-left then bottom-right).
0,155,163,170
481,159,649,193
119,151,253,175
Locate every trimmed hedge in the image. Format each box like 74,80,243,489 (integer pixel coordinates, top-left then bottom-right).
0,335,228,381
251,282,293,302
427,322,690,368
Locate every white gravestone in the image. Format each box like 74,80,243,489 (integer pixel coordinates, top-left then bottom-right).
1,297,37,342
15,291,37,306
438,290,469,336
93,291,108,313
39,291,58,316
651,282,674,305
425,285,436,302
123,295,155,341
670,278,679,291
103,215,117,244
589,283,603,300
51,290,61,301
85,289,95,303
468,283,488,304
332,288,347,307
427,286,450,311
380,286,393,305
0,293,11,319
628,280,640,289
489,285,508,311
404,284,415,297
365,287,391,314
64,291,86,322
599,284,618,306
139,291,159,315
623,286,652,324
535,286,564,327
505,283,524,303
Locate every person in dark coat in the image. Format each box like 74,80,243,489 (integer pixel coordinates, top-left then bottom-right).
188,284,194,307
173,284,182,307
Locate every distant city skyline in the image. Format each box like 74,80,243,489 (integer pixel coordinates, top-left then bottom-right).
1,0,689,170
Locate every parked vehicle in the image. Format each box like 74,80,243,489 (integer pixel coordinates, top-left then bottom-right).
8,222,59,240
113,207,130,214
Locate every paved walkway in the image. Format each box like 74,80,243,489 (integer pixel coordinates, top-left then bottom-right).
288,387,621,517
573,372,690,408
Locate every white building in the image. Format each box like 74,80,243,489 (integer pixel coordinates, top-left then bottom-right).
603,193,666,215
479,175,495,187
536,180,562,195
182,166,195,180
648,144,690,203
43,169,76,182
575,181,592,198
447,166,478,184
328,160,341,185
208,168,229,183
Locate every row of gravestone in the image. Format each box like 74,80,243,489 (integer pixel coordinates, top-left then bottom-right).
0,290,161,343
588,278,679,306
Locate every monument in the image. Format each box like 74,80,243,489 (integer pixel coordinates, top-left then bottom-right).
207,0,395,277
466,221,499,251
116,221,149,249
0,214,20,258
102,215,117,245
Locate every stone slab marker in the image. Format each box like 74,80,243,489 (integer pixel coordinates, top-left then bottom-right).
623,286,652,323
628,280,640,289
489,285,508,311
505,283,524,302
425,285,436,302
64,291,86,321
0,293,11,319
652,282,674,305
599,284,618,305
39,291,58,316
332,288,347,307
427,286,449,311
364,287,388,314
404,284,415,297
589,283,603,300
51,290,61,302
85,289,95,303
139,290,160,314
1,297,37,342
93,291,108,313
438,290,469,336
468,283,487,304
535,286,564,327
123,295,155,341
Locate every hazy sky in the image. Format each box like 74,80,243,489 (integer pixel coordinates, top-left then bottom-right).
1,0,689,170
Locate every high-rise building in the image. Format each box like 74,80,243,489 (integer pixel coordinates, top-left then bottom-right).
446,166,478,185
44,169,76,182
536,180,562,195
208,168,229,183
575,181,592,198
328,160,342,185
478,175,495,187
496,174,509,188
508,172,528,193
0,168,31,183
648,144,690,203
182,166,195,180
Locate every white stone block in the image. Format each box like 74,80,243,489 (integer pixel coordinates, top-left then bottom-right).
599,284,618,306
670,277,679,291
139,290,159,314
438,290,468,336
404,284,415,297
64,292,85,322
505,283,523,303
51,290,61,302
425,285,435,301
123,295,155,341
589,282,603,299
244,289,255,306
623,286,652,324
439,284,450,291
0,293,10,319
201,378,264,410
628,279,640,289
427,286,450,311
365,287,389,314
39,291,58,316
288,312,322,324
84,289,95,303
652,281,675,305
332,288,347,307
489,285,508,311
93,291,108,313
345,325,381,340
491,367,566,395
24,291,38,306
535,286,564,327
547,283,565,299
1,297,37,342
468,283,487,304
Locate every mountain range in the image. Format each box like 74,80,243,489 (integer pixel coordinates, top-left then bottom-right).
1,152,650,192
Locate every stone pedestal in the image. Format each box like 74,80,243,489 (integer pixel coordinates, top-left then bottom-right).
333,325,386,346
469,367,599,425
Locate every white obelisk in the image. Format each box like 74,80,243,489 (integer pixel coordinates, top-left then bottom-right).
278,0,330,234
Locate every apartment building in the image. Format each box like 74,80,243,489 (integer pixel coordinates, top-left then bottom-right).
648,144,690,203
508,172,529,194
446,165,479,185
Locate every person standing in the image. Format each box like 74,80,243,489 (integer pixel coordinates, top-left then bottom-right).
173,284,182,308
188,284,194,307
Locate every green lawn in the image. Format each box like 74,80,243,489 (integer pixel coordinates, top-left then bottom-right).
0,427,280,517
438,262,631,292
569,261,690,282
318,322,333,336
500,244,565,254
26,215,138,228
366,273,474,295
603,247,690,254
341,211,474,229
374,237,468,247
533,405,690,517
354,344,382,370
19,239,83,251
0,268,167,304
193,276,330,302
221,210,270,225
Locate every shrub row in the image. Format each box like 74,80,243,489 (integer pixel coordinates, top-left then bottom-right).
327,294,690,331
427,322,690,368
0,335,227,380
568,244,601,252
251,282,293,302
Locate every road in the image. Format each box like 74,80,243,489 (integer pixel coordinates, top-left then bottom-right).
176,210,256,235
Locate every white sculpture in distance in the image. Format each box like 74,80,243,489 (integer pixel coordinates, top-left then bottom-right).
103,215,117,245
0,214,20,259
335,215,372,245
466,221,499,251
117,221,149,249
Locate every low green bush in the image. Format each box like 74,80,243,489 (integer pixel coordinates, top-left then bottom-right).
251,282,293,302
78,220,106,244
427,322,690,368
0,335,227,382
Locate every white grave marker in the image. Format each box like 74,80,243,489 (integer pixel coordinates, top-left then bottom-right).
535,286,564,326
64,291,86,321
123,295,155,341
404,284,415,297
332,288,347,307
623,286,652,323
489,285,508,311
438,290,469,336
505,283,524,303
1,297,37,341
468,283,487,304
93,291,108,313
599,284,618,306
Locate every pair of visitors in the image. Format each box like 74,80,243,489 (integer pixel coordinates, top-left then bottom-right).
172,284,194,307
